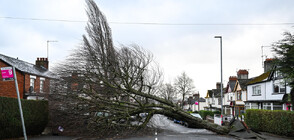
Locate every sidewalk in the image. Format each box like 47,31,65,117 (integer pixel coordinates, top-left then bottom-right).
257,132,294,140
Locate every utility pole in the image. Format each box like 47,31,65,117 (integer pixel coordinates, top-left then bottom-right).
215,36,223,125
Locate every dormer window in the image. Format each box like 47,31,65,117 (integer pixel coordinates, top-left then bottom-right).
274,70,283,79
273,80,285,93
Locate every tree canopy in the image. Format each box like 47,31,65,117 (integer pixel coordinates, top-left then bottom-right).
174,72,195,108
272,31,294,106
49,0,229,136
272,32,294,84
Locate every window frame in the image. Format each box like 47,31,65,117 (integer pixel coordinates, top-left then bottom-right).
40,77,45,93
273,80,286,94
30,75,36,92
252,85,261,96
237,91,242,100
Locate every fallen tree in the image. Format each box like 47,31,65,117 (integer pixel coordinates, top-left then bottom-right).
51,0,229,136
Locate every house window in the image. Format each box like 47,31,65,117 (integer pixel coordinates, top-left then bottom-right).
263,103,271,110
252,85,261,95
274,71,283,79
237,91,242,100
273,81,286,93
251,103,258,109
273,102,283,110
30,75,36,92
40,78,45,93
245,103,250,110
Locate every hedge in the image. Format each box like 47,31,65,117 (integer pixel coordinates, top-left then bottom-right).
245,109,294,136
199,110,220,120
0,96,48,139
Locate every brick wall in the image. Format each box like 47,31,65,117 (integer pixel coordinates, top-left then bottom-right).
24,74,30,93
0,60,51,99
0,60,24,98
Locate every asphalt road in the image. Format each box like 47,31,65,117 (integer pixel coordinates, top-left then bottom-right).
30,115,236,140
116,130,236,140
29,115,293,140
29,131,235,140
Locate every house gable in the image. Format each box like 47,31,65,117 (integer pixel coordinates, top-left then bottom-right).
233,81,241,92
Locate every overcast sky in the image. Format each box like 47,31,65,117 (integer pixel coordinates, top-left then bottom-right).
1,0,294,97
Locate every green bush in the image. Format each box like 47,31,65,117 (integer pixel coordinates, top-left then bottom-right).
199,110,220,120
245,109,294,136
0,96,48,139
192,110,199,113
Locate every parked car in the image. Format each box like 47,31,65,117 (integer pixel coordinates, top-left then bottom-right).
190,113,202,119
173,113,202,126
173,119,184,125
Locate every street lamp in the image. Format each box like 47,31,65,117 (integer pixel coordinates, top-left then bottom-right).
47,40,58,60
214,36,223,125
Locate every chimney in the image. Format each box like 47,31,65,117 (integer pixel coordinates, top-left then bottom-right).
35,57,49,70
264,58,274,72
237,69,249,79
193,93,200,100
216,82,222,89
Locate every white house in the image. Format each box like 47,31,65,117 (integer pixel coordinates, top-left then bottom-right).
223,70,251,117
246,59,292,111
204,83,222,111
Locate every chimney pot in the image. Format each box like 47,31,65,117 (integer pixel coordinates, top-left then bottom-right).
229,76,237,81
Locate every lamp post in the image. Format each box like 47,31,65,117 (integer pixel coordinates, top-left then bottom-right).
214,36,223,125
47,40,58,60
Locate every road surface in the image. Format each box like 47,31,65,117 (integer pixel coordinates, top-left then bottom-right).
30,115,293,140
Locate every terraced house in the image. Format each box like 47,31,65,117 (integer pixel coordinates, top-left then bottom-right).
0,54,53,100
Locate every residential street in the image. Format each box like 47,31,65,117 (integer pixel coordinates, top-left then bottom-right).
29,115,293,140
30,115,236,140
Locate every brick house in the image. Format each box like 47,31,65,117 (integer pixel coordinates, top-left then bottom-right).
0,54,53,100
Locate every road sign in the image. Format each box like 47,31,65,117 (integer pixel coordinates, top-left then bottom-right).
0,66,27,139
1,67,14,81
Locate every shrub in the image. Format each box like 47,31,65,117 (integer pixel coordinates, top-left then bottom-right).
0,97,48,139
245,109,294,136
192,110,199,113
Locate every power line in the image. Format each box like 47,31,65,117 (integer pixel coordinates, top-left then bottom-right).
1,16,294,26
0,16,86,22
